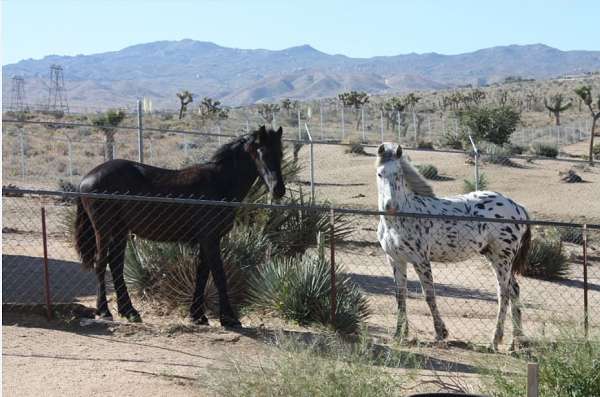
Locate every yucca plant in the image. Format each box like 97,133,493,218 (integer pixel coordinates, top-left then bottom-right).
124,224,271,313
247,234,370,334
415,164,439,180
523,229,569,280
463,173,489,193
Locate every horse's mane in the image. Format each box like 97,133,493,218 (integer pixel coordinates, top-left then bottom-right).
210,134,250,165
376,144,435,197
399,157,436,197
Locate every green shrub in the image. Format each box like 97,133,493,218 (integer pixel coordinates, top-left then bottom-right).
207,333,407,397
557,225,584,245
345,142,368,155
593,143,600,160
124,225,271,313
458,106,521,145
247,243,370,334
416,140,434,150
532,143,559,158
507,143,527,155
523,231,569,280
482,143,521,167
485,337,600,397
463,173,489,193
415,164,439,180
440,132,465,150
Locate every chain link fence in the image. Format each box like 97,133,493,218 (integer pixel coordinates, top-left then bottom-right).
3,189,599,347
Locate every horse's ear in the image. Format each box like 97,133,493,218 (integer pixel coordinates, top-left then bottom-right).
396,145,403,158
377,144,386,156
257,125,268,143
275,126,283,139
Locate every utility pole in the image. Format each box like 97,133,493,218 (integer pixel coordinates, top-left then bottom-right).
9,76,27,112
47,64,69,113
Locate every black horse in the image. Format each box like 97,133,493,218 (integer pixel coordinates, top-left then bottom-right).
74,126,285,326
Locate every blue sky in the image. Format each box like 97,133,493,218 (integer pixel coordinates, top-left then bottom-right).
2,0,599,64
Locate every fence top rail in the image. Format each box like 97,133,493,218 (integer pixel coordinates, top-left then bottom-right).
3,118,592,164
3,188,599,230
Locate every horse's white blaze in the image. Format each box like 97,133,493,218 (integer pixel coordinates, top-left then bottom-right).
375,142,529,349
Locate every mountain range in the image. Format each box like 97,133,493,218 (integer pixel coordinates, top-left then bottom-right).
3,40,600,110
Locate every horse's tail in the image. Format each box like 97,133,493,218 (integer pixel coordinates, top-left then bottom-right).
512,209,531,275
74,199,96,271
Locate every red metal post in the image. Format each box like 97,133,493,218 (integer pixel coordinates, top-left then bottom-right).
583,224,588,338
41,207,53,320
330,208,337,326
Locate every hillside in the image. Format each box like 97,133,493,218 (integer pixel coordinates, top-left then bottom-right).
3,40,600,109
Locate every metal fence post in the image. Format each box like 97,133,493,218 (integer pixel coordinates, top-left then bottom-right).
67,138,73,183
380,109,384,143
330,208,337,326
583,224,589,338
319,100,324,141
19,128,26,179
137,99,144,163
341,104,345,141
305,123,315,203
297,108,302,140
469,135,480,191
41,207,53,320
527,362,539,397
361,106,366,142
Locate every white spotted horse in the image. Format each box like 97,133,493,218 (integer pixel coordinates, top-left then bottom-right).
375,143,530,350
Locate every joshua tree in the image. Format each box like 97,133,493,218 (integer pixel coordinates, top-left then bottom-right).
338,91,369,129
403,93,421,110
198,97,228,125
382,97,405,130
92,109,126,161
574,85,600,165
280,98,295,115
544,93,572,126
176,90,194,119
257,103,280,124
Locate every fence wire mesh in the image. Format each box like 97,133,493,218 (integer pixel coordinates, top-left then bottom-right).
3,190,599,348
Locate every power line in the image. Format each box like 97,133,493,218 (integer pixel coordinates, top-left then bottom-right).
47,64,69,113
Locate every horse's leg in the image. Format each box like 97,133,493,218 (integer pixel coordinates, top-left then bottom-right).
387,255,408,338
414,261,448,340
509,274,524,350
485,251,512,350
108,233,141,322
201,238,240,327
92,219,112,319
190,247,210,325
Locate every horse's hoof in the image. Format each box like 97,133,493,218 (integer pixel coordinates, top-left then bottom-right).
95,311,113,321
126,312,142,323
220,317,242,328
191,315,209,326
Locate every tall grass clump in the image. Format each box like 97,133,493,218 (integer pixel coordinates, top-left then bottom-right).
247,237,370,334
415,164,439,180
463,173,489,193
532,143,559,158
206,332,409,397
523,229,569,280
484,337,600,397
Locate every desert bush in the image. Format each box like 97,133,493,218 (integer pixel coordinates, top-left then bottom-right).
458,106,521,145
247,240,370,333
593,143,600,160
440,132,465,150
415,164,439,180
532,143,559,158
463,173,489,193
124,224,271,313
523,230,569,280
481,143,521,167
207,332,407,397
416,140,434,150
557,225,584,245
506,143,527,155
485,337,600,397
345,142,368,155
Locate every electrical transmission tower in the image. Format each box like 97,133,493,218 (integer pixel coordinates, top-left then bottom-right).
9,76,27,112
47,64,69,113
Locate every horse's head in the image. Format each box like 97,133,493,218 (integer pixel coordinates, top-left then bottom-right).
376,143,404,215
246,125,286,200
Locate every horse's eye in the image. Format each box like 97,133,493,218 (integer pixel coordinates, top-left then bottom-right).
377,173,383,178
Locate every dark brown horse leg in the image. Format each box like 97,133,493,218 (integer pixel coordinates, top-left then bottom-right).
202,238,240,328
108,234,141,322
190,252,210,325
93,223,112,320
